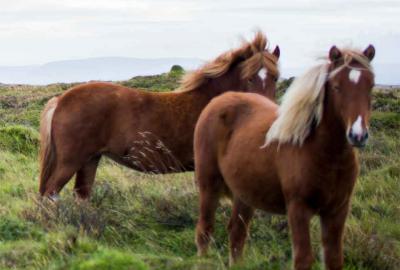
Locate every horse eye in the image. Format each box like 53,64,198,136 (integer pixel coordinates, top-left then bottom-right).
333,85,340,92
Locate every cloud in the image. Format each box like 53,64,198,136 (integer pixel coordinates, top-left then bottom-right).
0,0,398,83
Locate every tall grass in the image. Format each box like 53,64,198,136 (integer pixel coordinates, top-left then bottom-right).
0,76,398,269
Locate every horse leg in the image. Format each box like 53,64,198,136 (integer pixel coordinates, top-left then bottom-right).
320,205,349,270
195,174,223,256
287,201,314,270
74,155,101,199
43,162,80,199
228,199,254,266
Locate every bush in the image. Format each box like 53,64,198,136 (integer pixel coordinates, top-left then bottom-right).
0,125,39,155
121,73,182,92
372,90,400,113
276,77,295,100
169,65,185,77
370,112,400,131
0,217,41,241
170,65,184,73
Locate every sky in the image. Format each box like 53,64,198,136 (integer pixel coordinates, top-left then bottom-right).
0,0,399,84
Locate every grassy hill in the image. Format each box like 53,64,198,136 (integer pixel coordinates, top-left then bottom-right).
0,72,399,270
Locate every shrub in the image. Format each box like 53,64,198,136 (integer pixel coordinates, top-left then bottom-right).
370,112,400,131
0,217,41,241
275,77,295,100
0,125,39,155
372,90,400,113
169,65,185,77
121,73,182,92
170,65,184,73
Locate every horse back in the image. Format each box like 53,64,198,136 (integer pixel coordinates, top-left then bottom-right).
196,92,276,154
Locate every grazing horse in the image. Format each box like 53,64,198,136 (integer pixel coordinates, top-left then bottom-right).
194,45,375,269
39,32,280,200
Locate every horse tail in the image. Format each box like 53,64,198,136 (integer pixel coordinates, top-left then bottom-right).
39,97,58,195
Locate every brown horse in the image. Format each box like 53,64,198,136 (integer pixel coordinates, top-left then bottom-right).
39,32,280,200
194,45,375,269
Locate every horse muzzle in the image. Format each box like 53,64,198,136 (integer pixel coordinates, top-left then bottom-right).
347,129,369,148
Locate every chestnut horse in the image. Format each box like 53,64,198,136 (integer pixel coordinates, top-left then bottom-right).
39,32,280,199
194,45,375,269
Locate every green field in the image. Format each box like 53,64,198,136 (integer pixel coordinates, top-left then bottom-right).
0,71,399,270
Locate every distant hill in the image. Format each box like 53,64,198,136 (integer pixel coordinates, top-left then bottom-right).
0,57,398,86
0,57,203,85
375,84,400,90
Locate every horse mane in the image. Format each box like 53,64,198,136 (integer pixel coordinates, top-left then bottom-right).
264,48,373,147
177,31,279,92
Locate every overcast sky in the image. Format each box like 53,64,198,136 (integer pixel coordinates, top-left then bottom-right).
0,0,399,84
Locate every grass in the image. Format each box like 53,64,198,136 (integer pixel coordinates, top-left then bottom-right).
0,73,399,269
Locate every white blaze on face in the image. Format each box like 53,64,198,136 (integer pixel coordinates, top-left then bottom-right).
351,115,363,136
349,69,361,84
258,67,268,88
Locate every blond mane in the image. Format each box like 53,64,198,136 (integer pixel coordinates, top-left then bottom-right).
264,48,373,147
177,32,279,92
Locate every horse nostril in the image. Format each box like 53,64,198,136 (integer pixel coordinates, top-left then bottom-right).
348,130,356,141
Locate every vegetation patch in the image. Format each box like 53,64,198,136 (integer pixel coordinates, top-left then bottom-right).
0,217,41,241
372,89,400,113
120,70,183,92
0,75,398,269
70,248,148,270
0,125,39,155
370,112,400,131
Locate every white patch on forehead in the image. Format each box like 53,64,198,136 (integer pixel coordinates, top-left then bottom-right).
258,67,268,87
351,115,363,136
258,67,268,80
349,69,361,84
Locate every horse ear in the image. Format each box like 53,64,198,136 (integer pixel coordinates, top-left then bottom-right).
272,46,280,59
329,46,342,62
363,44,375,61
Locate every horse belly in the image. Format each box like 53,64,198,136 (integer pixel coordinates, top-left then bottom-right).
224,171,286,215
105,139,189,173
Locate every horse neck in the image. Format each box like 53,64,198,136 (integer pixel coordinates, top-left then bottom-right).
204,68,243,96
308,88,352,159
182,70,243,111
